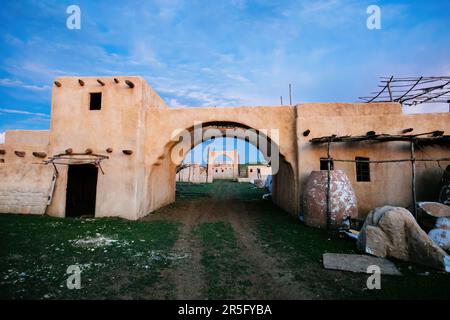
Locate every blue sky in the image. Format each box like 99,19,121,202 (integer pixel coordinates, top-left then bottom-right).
1,0,450,141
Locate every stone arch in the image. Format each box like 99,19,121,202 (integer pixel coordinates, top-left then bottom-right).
143,120,298,217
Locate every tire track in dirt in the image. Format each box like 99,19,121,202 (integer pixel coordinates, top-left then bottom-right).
216,183,316,299
144,182,316,299
147,200,206,299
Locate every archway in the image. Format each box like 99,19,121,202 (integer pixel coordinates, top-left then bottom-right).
144,121,297,217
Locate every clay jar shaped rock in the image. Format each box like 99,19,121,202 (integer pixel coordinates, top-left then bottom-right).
303,170,358,229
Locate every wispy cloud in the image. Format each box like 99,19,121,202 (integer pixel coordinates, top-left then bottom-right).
0,78,51,92
0,108,50,117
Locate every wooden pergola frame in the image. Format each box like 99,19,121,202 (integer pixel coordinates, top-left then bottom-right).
360,76,450,108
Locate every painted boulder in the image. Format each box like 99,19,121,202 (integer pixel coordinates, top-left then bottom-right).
303,170,358,229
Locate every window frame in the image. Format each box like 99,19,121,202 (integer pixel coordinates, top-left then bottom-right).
89,92,102,110
320,158,334,171
355,156,371,182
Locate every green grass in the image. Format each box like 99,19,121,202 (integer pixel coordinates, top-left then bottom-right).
194,222,252,299
0,215,180,299
176,180,267,201
2,181,449,300
248,200,450,300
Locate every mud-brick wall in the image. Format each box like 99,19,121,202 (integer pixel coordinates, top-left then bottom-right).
0,164,54,215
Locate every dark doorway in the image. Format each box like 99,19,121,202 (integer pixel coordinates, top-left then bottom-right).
66,164,98,218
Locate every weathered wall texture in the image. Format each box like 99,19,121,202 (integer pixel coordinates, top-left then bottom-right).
0,132,53,214
1,77,449,220
297,103,450,217
5,130,50,147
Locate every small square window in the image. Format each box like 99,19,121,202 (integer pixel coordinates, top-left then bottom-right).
90,92,102,110
356,157,371,182
320,158,334,170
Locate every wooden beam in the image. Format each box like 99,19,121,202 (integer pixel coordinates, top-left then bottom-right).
32,152,47,158
125,80,135,88
78,79,85,86
326,140,332,231
54,81,62,87
411,140,417,219
402,128,414,134
97,79,105,86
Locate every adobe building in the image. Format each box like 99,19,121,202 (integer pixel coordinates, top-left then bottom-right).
176,164,207,183
0,76,449,220
176,149,272,184
207,150,239,181
176,149,239,183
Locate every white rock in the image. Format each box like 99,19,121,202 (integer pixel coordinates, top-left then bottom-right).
436,217,450,230
428,228,450,251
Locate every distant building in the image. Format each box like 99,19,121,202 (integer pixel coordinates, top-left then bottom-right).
176,149,272,183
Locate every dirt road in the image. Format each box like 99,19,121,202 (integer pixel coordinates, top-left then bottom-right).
143,181,316,299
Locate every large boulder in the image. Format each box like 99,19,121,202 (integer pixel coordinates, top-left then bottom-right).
357,206,450,271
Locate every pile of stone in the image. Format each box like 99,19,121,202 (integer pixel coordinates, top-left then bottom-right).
418,202,450,252
357,206,450,272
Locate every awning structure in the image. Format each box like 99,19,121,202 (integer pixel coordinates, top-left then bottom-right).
44,153,109,174
310,131,450,145
309,130,450,226
359,76,450,107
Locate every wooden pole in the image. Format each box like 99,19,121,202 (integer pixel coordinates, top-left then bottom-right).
411,139,417,218
280,96,283,105
326,140,332,230
387,79,393,101
206,147,210,183
289,83,292,105
332,157,450,164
